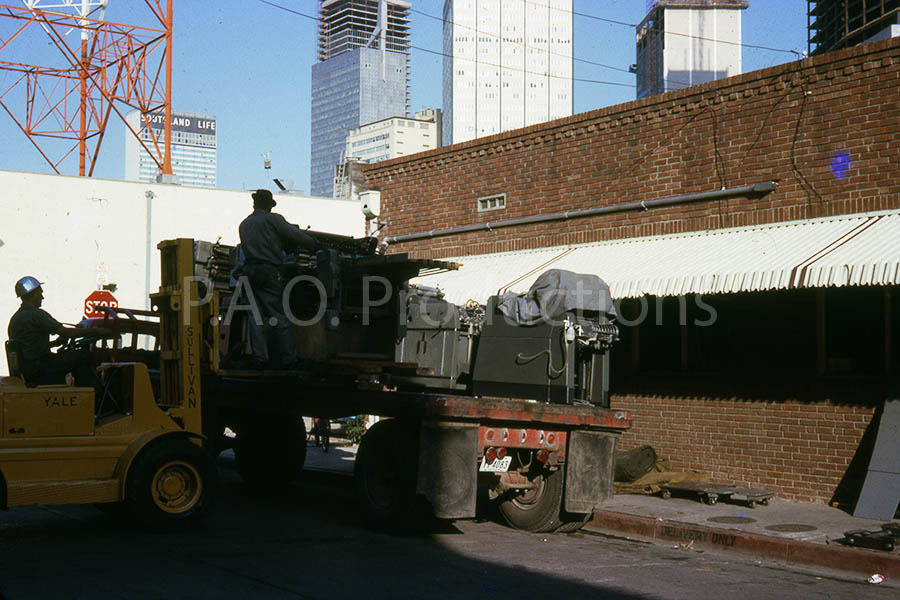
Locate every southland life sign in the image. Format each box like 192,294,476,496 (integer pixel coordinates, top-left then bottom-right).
142,112,216,135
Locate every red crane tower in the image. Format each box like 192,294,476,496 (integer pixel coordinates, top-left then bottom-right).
0,0,173,177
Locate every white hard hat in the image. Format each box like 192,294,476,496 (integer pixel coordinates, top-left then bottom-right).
14,276,43,298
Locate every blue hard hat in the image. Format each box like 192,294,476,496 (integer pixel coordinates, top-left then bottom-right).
15,276,43,298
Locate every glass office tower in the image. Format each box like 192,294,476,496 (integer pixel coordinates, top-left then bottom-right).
310,0,411,197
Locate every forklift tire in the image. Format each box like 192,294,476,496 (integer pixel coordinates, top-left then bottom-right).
497,465,585,533
234,418,307,489
354,419,420,532
126,438,218,530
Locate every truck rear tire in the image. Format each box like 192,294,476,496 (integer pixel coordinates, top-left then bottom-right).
497,464,589,533
554,512,592,533
126,437,217,530
234,417,307,489
354,418,420,531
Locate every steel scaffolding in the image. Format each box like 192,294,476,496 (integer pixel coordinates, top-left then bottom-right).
0,0,173,176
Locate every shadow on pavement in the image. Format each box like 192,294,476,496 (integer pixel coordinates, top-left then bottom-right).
0,463,650,600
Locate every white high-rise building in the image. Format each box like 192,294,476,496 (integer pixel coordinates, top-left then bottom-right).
635,0,747,99
442,0,573,146
124,110,217,187
334,108,441,197
345,108,441,165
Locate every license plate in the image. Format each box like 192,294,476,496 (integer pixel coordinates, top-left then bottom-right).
479,455,512,472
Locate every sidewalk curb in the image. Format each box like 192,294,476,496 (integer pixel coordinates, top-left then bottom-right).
586,509,900,578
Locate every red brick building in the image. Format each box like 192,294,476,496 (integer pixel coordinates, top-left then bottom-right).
362,37,900,504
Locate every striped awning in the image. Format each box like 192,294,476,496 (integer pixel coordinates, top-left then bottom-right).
410,210,900,304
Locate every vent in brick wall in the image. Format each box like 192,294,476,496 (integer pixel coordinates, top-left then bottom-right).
477,193,506,212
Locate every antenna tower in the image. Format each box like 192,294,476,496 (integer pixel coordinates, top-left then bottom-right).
0,0,173,176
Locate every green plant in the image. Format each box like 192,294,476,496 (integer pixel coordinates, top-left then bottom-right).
344,415,368,445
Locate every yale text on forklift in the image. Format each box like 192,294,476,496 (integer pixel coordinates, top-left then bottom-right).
43,395,78,408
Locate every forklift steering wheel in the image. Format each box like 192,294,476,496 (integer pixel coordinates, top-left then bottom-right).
60,332,106,353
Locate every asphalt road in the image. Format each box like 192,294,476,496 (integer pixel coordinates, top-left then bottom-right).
0,459,894,600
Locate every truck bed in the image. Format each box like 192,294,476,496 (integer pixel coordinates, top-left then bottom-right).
209,360,630,432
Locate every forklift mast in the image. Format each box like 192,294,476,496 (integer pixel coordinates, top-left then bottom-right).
151,239,217,436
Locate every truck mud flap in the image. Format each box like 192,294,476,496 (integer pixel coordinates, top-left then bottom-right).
416,421,479,520
564,430,618,514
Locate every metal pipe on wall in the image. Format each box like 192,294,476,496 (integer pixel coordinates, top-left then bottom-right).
383,181,778,245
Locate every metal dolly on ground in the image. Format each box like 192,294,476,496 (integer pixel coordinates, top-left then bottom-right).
659,481,773,507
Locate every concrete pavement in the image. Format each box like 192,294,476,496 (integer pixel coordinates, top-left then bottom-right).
587,494,900,581
302,438,900,583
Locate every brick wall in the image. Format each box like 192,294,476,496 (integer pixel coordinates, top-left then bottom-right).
364,37,900,261
614,394,877,503
362,38,900,504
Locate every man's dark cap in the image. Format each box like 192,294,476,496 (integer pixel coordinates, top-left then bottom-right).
252,188,276,208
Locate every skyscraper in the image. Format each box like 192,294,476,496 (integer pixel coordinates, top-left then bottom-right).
124,110,217,187
808,0,900,56
442,0,573,146
635,0,747,99
310,0,411,197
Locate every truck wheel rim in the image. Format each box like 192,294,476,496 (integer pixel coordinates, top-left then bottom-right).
152,460,202,514
511,475,546,510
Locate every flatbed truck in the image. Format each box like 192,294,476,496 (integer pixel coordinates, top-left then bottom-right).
0,232,630,533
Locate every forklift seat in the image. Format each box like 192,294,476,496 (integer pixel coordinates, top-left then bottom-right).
6,339,23,379
5,339,34,386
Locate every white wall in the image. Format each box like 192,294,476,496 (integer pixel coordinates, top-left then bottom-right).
663,7,742,91
0,169,364,374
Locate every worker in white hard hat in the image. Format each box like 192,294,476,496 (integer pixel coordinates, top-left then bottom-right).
7,276,110,386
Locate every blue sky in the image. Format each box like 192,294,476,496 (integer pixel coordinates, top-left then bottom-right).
0,1,808,194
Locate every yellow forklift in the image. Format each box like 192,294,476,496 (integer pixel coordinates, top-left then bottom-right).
0,240,217,529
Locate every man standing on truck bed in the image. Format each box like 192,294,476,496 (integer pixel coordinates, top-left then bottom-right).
238,188,316,369
7,276,110,386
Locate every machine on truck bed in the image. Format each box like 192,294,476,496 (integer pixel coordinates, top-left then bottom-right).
0,229,630,533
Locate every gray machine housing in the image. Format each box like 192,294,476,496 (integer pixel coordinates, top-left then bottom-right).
393,270,618,406
394,286,471,391
470,303,614,405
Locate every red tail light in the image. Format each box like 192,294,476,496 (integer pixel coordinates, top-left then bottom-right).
485,447,497,462
496,447,507,459
536,449,550,463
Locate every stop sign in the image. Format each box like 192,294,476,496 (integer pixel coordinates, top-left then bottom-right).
84,290,118,319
